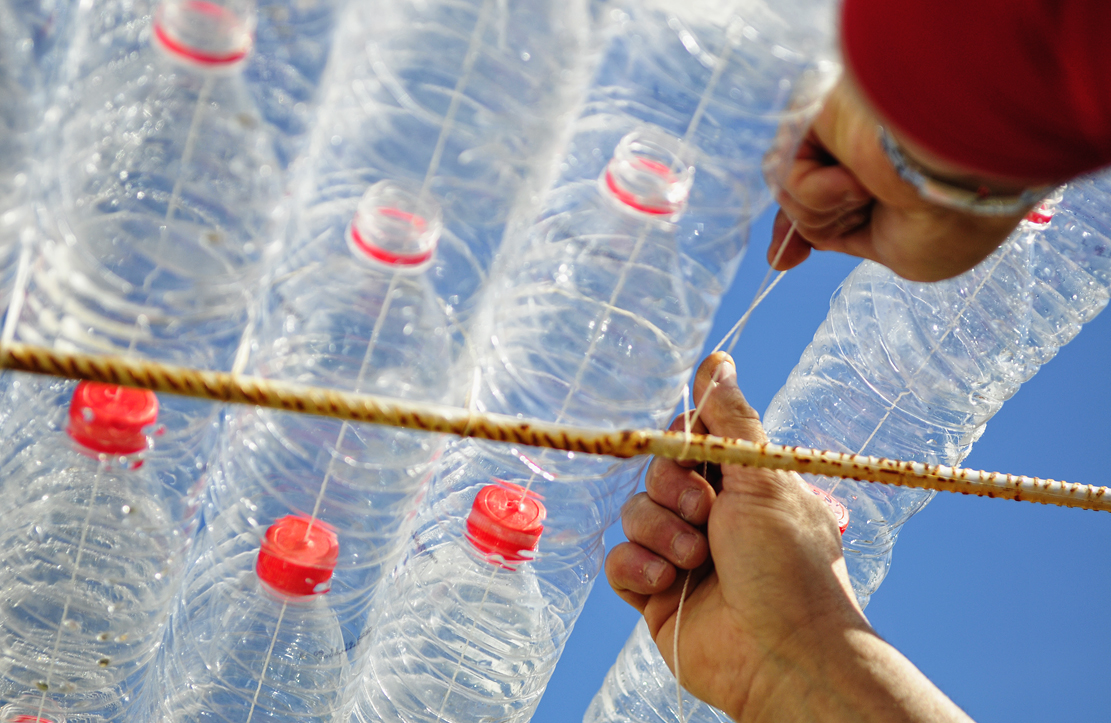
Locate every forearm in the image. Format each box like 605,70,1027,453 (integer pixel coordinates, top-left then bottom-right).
739,622,974,723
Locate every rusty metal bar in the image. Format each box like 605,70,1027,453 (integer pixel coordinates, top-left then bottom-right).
1,342,1106,512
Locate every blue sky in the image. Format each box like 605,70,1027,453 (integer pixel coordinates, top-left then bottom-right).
534,207,1111,723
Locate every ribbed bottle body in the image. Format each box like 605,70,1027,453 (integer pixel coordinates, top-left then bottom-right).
291,0,593,326
0,432,189,719
150,538,347,723
16,0,280,371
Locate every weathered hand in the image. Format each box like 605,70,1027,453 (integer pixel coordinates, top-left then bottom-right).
766,75,1033,282
606,352,863,717
606,353,976,723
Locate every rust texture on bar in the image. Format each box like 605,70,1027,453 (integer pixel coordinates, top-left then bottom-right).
2,342,1108,513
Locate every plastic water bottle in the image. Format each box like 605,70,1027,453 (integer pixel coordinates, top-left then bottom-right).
202,180,453,654
16,0,281,371
247,0,347,168
4,0,282,561
291,0,593,329
763,182,1111,606
345,126,744,723
583,177,1111,723
347,481,554,723
0,0,38,311
551,0,839,258
0,381,193,721
149,516,346,722
6,0,75,84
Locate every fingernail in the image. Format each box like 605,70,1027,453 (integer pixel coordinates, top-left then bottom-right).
645,560,667,587
672,533,697,564
718,358,737,384
679,489,701,521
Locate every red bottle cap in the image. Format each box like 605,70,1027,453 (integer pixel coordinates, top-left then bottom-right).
466,483,546,566
807,483,850,535
67,381,159,455
10,717,52,723
256,516,340,596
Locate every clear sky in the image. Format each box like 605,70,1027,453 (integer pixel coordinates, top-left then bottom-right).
533,207,1111,723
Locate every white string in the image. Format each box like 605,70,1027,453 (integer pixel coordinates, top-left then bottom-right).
672,568,694,723
685,221,796,437
419,0,494,198
244,599,289,723
668,216,797,722
38,466,104,718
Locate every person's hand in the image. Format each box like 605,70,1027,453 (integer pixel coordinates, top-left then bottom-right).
606,353,975,722
765,75,1036,282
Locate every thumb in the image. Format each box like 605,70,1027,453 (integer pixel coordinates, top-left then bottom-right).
694,353,801,503
692,353,768,445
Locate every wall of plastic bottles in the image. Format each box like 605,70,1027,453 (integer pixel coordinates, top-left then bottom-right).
1,0,1109,721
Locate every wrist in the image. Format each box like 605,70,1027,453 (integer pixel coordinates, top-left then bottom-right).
737,615,972,723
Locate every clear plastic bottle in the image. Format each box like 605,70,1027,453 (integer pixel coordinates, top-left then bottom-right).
247,0,347,168
203,180,453,654
6,0,75,84
346,126,742,723
548,0,839,263
16,0,281,371
3,0,283,574
583,176,1111,723
291,0,593,329
0,381,191,721
149,516,346,722
348,482,554,723
764,181,1111,606
474,127,708,430
0,0,38,312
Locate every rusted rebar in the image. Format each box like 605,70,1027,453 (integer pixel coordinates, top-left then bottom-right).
1,342,1106,512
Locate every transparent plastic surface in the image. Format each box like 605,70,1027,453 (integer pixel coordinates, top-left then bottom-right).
585,619,727,723
0,0,37,313
200,182,452,655
346,127,740,723
148,536,346,722
290,0,592,328
247,0,347,167
347,474,569,723
766,181,1111,606
14,0,280,372
543,0,839,272
6,0,74,81
472,128,714,431
585,176,1111,723
0,406,189,719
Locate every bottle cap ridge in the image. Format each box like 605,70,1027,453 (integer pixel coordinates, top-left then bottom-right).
152,0,253,68
347,181,442,270
601,128,694,218
806,483,850,535
68,381,159,455
256,516,340,596
466,482,546,566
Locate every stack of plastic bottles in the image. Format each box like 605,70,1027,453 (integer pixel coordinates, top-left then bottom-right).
2,0,1107,721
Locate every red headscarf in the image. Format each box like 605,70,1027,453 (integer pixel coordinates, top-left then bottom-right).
841,0,1111,181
